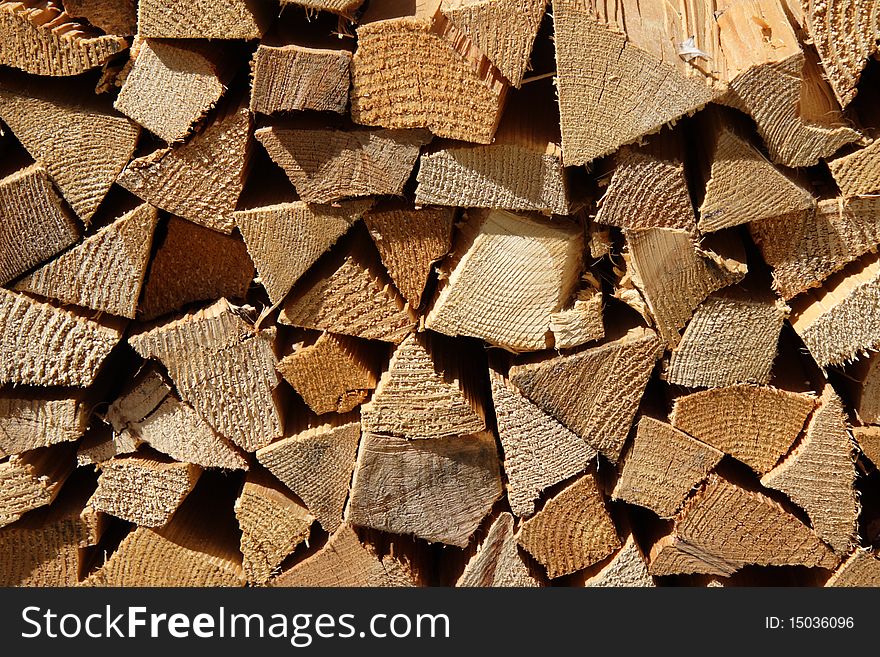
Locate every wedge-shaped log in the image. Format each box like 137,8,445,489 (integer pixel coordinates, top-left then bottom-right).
0,389,89,457
582,533,655,588
457,512,540,587
828,141,880,197
853,426,880,467
0,444,75,528
548,284,605,350
853,354,880,424
61,0,136,35
825,549,880,587
137,0,271,39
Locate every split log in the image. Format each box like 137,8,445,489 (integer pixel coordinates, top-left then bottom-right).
425,210,582,352
255,125,429,204
137,0,271,39
256,418,360,532
516,472,620,579
456,512,540,587
828,140,880,197
648,474,838,577
0,288,123,387
138,215,255,321
666,293,787,388
360,331,486,440
347,431,502,547
489,366,595,518
15,203,159,318
0,444,74,528
548,282,605,350
76,423,138,467
0,389,89,458
611,417,723,519
234,199,369,305
61,0,137,35
761,386,859,555
582,533,655,588
508,327,664,462
88,454,201,528
825,549,880,587
272,523,418,587
276,332,379,415
114,39,228,143
0,163,79,286
364,204,455,309
235,469,314,585
117,103,251,234
129,299,284,452
670,384,816,474
853,426,880,467
279,0,363,17
0,0,126,76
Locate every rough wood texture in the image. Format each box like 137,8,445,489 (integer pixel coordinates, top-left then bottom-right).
276,333,378,415
61,0,136,35
115,39,227,143
426,210,582,351
361,331,486,440
129,299,283,452
250,44,351,115
853,425,880,467
234,200,368,306
117,104,251,234
0,390,88,458
549,285,605,349
648,475,839,577
490,367,595,517
364,205,454,309
509,327,664,462
255,125,429,204
0,445,74,527
456,512,540,587
15,203,158,318
348,431,502,547
854,354,880,424
825,549,880,587
279,0,363,16
0,164,79,285
235,470,314,584
612,417,723,519
517,472,620,579
0,288,122,387
0,0,126,76
137,0,270,39
582,534,655,588
671,385,816,474
761,386,858,555
828,140,880,197
666,293,787,388
256,419,360,532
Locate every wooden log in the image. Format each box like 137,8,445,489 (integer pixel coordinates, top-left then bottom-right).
256,419,361,533
456,512,541,587
61,0,136,35
114,39,228,143
516,472,620,579
0,73,140,223
279,0,362,16
76,423,138,467
761,386,859,555
364,204,455,309
104,367,173,447
117,103,251,234
582,533,655,588
827,140,880,197
234,200,370,306
425,210,582,352
235,469,314,584
548,283,605,350
666,293,787,388
0,389,89,458
853,425,880,467
348,431,502,547
351,7,507,144
137,0,271,39
272,523,418,587
508,327,664,462
611,417,723,519
648,474,838,577
276,332,379,415
0,0,126,76
88,454,201,528
0,444,74,528
129,299,284,452
0,163,79,286
825,549,880,587
14,203,159,318
0,288,123,387
361,331,486,440
750,196,880,300
489,366,595,517
138,215,255,321
255,125,429,204
790,253,880,367
671,385,816,474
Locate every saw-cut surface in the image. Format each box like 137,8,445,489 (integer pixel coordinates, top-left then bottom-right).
137,0,271,39
457,512,540,587
61,0,136,35
825,549,880,587
582,533,655,588
0,445,74,528
0,390,88,458
828,140,880,197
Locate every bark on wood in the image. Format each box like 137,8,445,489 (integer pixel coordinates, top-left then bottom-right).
0,444,74,528
456,512,541,587
582,533,655,588
137,0,271,39
61,0,136,35
0,389,89,458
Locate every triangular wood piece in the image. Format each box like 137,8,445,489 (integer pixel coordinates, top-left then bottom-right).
347,431,502,547
456,512,541,587
0,444,75,528
76,423,139,467
0,389,89,458
549,284,605,350
364,205,454,309
234,200,370,305
828,140,880,197
129,299,284,452
361,331,486,440
137,0,271,39
508,327,664,462
256,419,360,533
853,426,880,468
671,385,816,474
489,367,595,517
62,0,137,35
516,472,620,579
582,533,655,588
15,204,159,318
118,104,250,234
825,549,880,587
761,386,859,555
